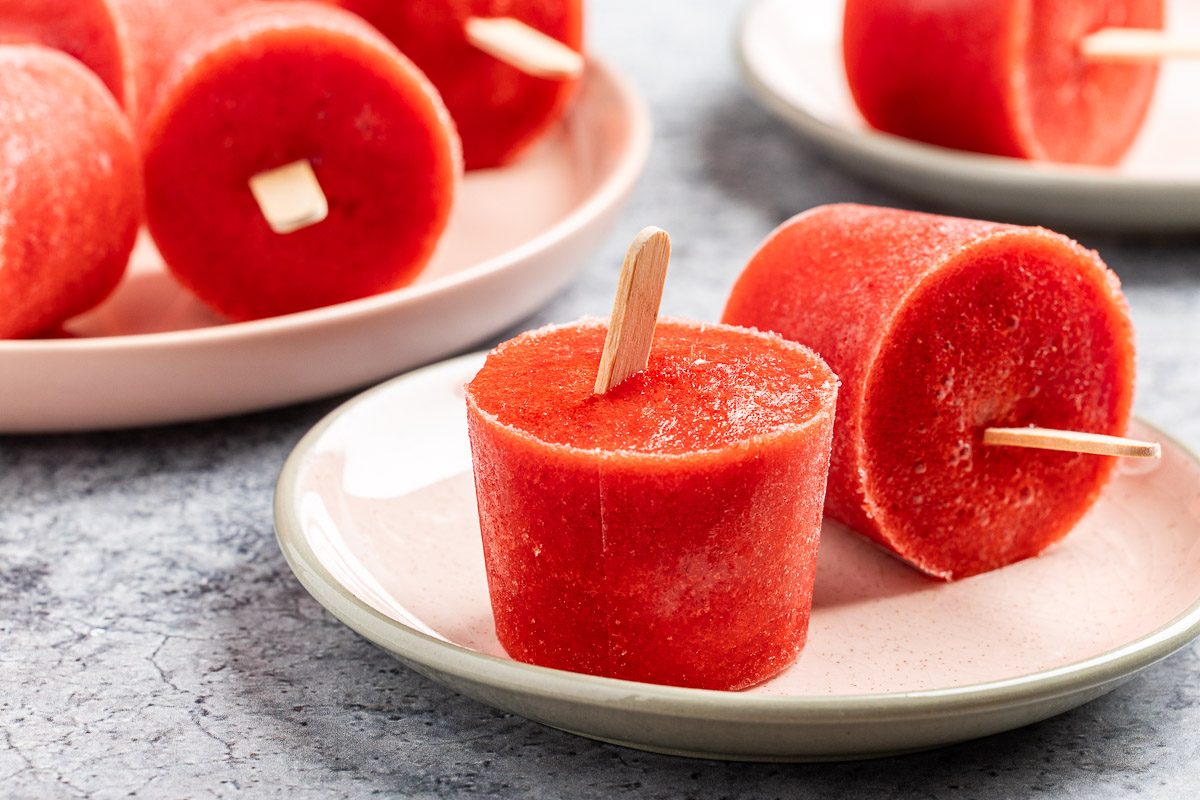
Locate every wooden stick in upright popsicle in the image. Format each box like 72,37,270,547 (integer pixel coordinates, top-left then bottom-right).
1082,28,1200,62
984,426,1161,459
248,159,329,235
464,16,584,79
594,227,672,394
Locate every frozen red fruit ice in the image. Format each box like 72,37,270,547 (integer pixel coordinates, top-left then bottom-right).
723,204,1136,580
142,2,462,322
323,0,583,169
0,0,251,132
0,45,141,339
843,0,1164,165
466,318,838,690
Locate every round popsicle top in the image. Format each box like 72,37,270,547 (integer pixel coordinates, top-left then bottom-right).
466,318,838,458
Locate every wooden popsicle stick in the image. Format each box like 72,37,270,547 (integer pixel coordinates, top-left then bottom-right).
464,16,584,79
1082,28,1200,62
593,227,672,395
248,159,329,235
983,427,1161,459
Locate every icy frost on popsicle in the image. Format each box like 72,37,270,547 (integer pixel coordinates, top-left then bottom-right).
723,204,1136,580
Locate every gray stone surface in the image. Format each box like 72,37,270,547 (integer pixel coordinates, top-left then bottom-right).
3,1,1199,796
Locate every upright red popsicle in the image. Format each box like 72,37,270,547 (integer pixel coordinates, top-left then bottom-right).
0,0,250,132
467,319,838,689
843,0,1164,165
323,0,584,169
723,204,1136,580
0,46,141,339
142,2,461,322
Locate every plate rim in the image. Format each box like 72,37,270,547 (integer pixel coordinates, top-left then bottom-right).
273,351,1200,723
734,0,1200,194
0,57,651,354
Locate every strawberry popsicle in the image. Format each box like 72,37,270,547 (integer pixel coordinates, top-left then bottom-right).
722,204,1136,580
466,319,838,690
323,0,583,169
0,0,250,132
843,0,1164,165
0,46,141,339
142,2,461,322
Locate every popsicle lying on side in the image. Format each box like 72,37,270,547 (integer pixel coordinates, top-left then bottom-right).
142,2,462,322
323,0,584,169
842,0,1165,165
723,204,1140,580
0,46,141,339
0,0,250,132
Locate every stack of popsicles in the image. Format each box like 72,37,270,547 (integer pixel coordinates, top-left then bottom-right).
0,0,586,335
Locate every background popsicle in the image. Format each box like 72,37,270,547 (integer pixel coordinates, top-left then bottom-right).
141,2,462,322
323,0,584,169
723,204,1136,580
0,45,141,339
842,0,1165,165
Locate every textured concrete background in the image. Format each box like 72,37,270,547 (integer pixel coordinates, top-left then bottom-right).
3,1,1200,796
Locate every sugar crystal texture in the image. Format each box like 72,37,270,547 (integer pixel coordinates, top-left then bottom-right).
141,2,462,322
723,204,1136,580
843,0,1163,164
0,46,141,339
466,319,838,690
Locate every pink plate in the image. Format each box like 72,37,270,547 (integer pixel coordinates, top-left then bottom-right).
0,59,649,432
274,352,1200,761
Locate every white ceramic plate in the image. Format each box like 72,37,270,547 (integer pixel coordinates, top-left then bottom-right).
737,0,1200,231
274,352,1200,762
0,60,649,433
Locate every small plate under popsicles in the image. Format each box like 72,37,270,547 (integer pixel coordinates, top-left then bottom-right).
0,59,649,433
274,352,1200,762
737,0,1200,231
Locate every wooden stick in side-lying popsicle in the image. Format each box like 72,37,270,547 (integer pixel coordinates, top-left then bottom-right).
464,16,584,79
1082,28,1200,62
248,159,329,235
594,227,672,394
984,426,1161,459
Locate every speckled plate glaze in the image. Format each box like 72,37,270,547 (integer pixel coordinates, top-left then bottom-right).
274,352,1200,762
0,60,649,433
737,0,1200,231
